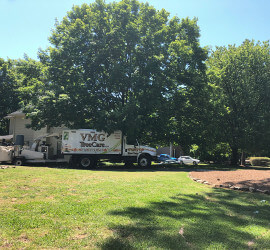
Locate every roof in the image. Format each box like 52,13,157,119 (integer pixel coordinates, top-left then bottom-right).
4,110,25,119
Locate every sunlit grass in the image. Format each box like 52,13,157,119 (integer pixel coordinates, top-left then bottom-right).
0,165,269,249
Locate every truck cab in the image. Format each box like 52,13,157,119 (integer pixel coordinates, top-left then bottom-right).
122,136,157,167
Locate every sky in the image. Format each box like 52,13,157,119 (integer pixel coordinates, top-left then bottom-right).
0,0,270,60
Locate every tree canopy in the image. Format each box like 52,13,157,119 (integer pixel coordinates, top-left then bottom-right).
23,0,207,145
207,40,270,163
0,56,47,135
0,59,19,135
1,1,269,163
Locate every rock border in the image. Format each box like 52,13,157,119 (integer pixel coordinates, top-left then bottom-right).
189,174,270,195
0,165,16,169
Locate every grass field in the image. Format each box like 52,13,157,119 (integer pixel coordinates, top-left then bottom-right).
0,164,270,249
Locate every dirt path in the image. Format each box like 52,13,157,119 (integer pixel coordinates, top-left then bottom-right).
190,169,270,193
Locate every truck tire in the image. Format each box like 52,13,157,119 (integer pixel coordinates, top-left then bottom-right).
79,156,96,169
14,158,24,166
138,155,151,168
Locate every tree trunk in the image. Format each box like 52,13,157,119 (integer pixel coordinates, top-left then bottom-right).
231,146,239,166
240,151,246,166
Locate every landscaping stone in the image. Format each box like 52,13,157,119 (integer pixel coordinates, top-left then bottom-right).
0,165,15,169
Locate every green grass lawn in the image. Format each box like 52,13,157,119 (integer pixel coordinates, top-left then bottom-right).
0,165,270,249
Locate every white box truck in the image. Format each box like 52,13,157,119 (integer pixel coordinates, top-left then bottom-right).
61,129,157,168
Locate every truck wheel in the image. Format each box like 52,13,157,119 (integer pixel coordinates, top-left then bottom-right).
14,159,24,166
193,161,198,165
80,156,96,169
138,155,151,168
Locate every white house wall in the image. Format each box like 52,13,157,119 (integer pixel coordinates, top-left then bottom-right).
9,116,33,145
6,111,69,158
9,116,47,147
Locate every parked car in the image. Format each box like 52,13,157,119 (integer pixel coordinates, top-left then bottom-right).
178,156,200,165
157,154,178,163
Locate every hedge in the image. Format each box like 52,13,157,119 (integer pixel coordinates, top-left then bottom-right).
249,157,270,167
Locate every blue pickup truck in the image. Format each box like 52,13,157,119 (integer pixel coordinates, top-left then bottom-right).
157,154,177,163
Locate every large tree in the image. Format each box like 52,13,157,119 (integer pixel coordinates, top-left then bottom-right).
24,0,207,145
0,56,47,135
0,58,20,135
207,40,270,164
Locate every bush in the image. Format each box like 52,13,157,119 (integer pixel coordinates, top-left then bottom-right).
249,157,270,166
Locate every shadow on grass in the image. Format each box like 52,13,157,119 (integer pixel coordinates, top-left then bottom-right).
100,189,270,249
18,162,270,173
23,163,194,172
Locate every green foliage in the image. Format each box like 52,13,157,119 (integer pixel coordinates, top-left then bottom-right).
23,0,207,145
15,56,49,128
16,56,48,104
0,58,20,135
202,142,231,163
207,40,270,164
0,56,48,135
249,157,270,167
190,144,199,158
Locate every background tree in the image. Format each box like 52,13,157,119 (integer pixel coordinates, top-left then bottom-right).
0,58,20,135
16,56,48,103
207,40,270,164
24,0,207,146
0,56,47,135
16,56,48,128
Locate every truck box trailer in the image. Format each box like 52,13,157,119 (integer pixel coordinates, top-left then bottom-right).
61,129,157,168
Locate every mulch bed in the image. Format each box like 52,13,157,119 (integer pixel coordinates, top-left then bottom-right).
189,169,270,194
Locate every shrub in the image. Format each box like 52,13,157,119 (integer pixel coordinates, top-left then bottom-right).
249,157,270,166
